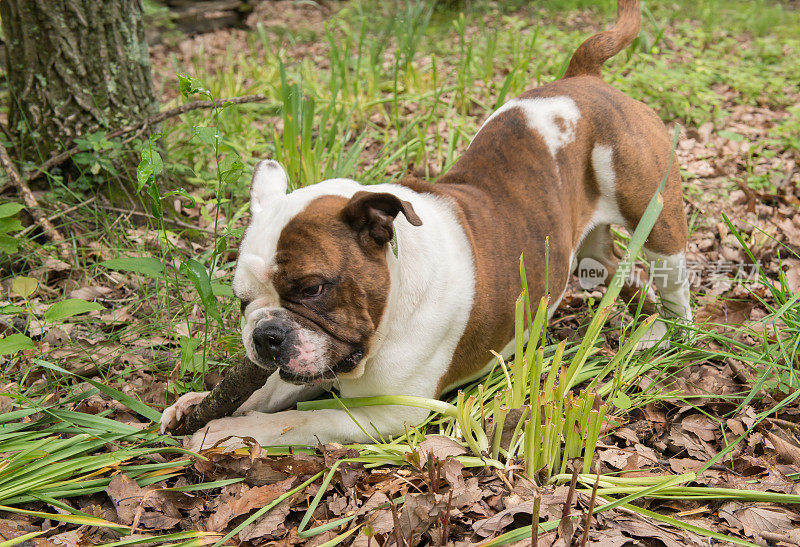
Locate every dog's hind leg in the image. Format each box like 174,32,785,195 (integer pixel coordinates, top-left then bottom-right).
631,165,692,347
633,247,691,349
576,224,658,315
640,162,692,326
642,249,692,323
577,223,691,349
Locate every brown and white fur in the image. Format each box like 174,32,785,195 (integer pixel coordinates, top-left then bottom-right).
161,0,691,450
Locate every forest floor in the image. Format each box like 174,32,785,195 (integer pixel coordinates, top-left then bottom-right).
1,0,800,545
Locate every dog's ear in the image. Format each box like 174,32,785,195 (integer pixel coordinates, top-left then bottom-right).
250,160,288,214
341,191,422,246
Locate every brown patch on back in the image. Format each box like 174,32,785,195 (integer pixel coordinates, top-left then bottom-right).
404,107,578,394
404,74,688,395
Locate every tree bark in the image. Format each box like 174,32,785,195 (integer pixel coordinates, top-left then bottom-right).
0,0,157,163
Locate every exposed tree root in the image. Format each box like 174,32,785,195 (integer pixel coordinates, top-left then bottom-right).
0,141,71,260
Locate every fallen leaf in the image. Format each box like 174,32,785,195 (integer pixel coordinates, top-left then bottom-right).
69,285,112,300
238,498,293,542
207,476,297,531
105,475,184,531
721,502,797,538
695,299,754,328
473,501,535,538
417,435,468,460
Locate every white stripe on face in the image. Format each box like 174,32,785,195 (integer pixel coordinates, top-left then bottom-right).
232,175,477,402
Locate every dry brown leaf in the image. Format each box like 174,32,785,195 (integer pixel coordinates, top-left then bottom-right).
784,259,800,293
721,502,797,538
764,430,800,466
695,299,755,328
69,286,112,300
206,476,297,532
327,493,350,516
668,457,705,474
106,475,148,525
668,422,717,460
106,475,184,531
473,501,535,538
417,435,468,460
238,498,293,542
681,414,718,442
100,306,135,323
397,492,440,542
48,530,82,545
597,448,634,470
610,514,702,546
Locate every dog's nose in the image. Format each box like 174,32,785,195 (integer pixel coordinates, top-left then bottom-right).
253,324,288,360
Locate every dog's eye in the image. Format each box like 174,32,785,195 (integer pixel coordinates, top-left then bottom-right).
300,284,325,298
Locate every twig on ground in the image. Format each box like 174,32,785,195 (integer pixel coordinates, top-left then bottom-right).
440,488,452,547
390,498,405,547
25,94,272,184
531,491,541,547
557,469,579,544
579,474,600,547
0,141,71,260
0,120,14,145
104,206,215,233
18,197,96,237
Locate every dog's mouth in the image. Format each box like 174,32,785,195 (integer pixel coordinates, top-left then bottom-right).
278,348,364,385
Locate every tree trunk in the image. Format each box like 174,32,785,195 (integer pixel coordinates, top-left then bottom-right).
0,0,157,163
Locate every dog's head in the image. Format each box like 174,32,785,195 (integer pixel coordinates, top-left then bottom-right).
232,161,422,385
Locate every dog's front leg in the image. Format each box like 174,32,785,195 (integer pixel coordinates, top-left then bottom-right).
160,370,324,433
186,404,430,451
234,370,327,414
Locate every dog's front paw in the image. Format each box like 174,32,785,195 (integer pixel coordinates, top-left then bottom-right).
185,415,261,452
160,391,210,433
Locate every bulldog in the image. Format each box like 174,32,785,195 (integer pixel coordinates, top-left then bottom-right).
161,0,691,450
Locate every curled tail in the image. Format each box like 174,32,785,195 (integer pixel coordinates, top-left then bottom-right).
563,0,640,79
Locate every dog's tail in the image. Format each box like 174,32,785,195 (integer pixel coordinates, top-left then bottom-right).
563,0,640,79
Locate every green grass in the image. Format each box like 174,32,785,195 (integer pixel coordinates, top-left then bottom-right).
1,0,799,543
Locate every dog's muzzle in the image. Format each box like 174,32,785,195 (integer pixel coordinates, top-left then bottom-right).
251,316,364,384
278,348,365,385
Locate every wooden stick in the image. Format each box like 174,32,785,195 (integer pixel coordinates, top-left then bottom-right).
25,93,272,183
18,197,95,237
173,357,277,436
0,141,71,260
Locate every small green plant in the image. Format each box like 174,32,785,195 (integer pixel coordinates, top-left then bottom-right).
117,73,247,393
770,104,800,152
0,275,103,358
0,202,26,254
72,132,122,177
